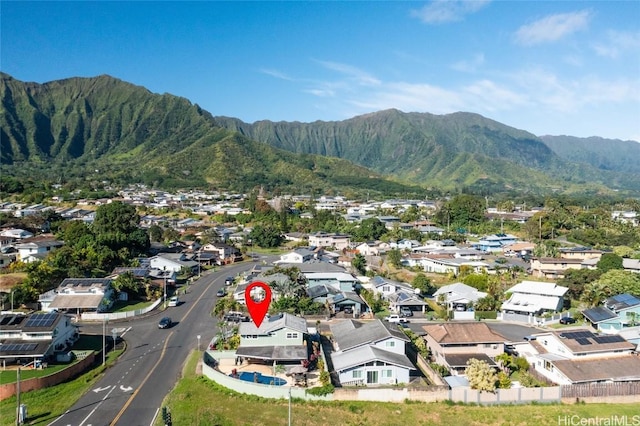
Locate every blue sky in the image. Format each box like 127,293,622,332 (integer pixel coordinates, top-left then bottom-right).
2,1,639,141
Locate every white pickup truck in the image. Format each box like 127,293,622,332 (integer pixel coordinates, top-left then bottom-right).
384,314,408,323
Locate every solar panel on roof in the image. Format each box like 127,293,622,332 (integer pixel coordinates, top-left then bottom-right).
593,335,626,344
576,338,592,345
25,313,57,328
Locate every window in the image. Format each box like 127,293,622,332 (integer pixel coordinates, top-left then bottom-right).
382,285,391,292
383,369,393,378
352,370,362,379
286,332,299,339
367,370,378,384
385,341,396,348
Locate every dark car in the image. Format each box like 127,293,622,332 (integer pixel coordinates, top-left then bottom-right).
158,317,172,329
223,311,249,323
225,277,234,286
559,316,577,325
216,288,227,297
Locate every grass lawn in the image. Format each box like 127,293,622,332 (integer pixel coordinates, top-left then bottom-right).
0,348,124,426
111,299,154,312
158,352,639,426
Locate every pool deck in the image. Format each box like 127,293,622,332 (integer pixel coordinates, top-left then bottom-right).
216,357,321,388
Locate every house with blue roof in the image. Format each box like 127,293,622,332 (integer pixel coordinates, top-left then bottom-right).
582,294,640,334
474,234,518,252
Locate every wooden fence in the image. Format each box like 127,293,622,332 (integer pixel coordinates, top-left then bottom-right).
562,381,640,398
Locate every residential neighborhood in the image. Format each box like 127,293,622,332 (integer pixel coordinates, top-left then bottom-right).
0,188,639,417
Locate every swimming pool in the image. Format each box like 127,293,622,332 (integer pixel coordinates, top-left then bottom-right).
233,371,287,386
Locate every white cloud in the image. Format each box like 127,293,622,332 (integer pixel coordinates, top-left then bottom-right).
451,53,485,72
593,30,640,58
515,10,591,46
315,60,381,86
294,59,638,139
259,68,293,81
411,0,490,24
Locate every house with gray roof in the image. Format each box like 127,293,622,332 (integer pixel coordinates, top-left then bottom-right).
582,293,640,334
432,282,487,312
41,278,114,316
500,281,568,316
276,248,316,264
521,329,640,385
235,313,309,363
329,319,414,386
0,312,79,364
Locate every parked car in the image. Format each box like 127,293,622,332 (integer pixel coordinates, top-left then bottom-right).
559,316,577,325
223,311,249,322
216,288,227,297
168,296,180,307
505,344,519,356
158,317,172,329
225,277,234,286
400,307,413,317
384,314,408,323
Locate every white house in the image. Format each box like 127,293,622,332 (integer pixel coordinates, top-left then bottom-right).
522,329,640,385
501,281,568,316
276,248,315,264
235,313,309,363
43,278,115,316
0,228,34,239
432,282,487,312
308,232,351,250
149,253,198,273
0,312,79,363
14,237,64,263
330,319,414,386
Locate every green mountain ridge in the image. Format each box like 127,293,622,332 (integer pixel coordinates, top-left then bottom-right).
2,73,639,196
539,135,640,175
213,110,640,194
1,73,421,195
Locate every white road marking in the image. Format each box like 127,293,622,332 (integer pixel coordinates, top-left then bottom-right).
78,385,117,426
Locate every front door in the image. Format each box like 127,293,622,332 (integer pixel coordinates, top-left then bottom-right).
366,370,378,384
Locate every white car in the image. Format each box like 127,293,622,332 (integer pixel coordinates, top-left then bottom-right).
384,314,408,323
168,296,179,307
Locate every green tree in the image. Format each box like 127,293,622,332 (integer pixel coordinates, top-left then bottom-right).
463,273,489,292
148,224,163,242
597,253,624,273
557,269,602,300
435,194,485,230
386,249,402,268
354,218,387,241
249,225,283,248
351,253,367,275
496,371,512,389
465,358,497,392
412,273,435,296
582,270,640,306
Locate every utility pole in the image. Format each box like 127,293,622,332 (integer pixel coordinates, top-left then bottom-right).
103,316,107,365
16,367,20,425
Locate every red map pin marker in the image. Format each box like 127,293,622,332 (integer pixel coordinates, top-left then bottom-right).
245,281,271,328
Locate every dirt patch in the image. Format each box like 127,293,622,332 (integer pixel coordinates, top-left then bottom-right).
0,273,27,291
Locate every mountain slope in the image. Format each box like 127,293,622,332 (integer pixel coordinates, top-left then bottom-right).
539,135,640,174
213,110,640,193
1,73,421,195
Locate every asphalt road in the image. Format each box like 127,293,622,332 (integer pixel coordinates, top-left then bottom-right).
47,262,253,426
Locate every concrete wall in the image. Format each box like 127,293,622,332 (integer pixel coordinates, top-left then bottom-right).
81,299,162,321
0,352,96,401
